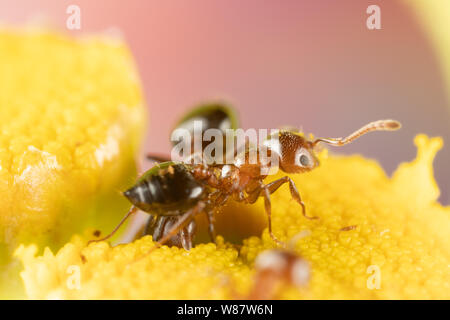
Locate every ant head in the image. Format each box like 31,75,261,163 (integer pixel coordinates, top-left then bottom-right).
268,131,319,174
266,119,401,174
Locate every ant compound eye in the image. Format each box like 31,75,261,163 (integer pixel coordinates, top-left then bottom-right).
295,149,312,168
299,154,309,167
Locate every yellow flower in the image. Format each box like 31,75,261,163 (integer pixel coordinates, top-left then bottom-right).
0,29,146,298
15,135,450,299
405,0,450,105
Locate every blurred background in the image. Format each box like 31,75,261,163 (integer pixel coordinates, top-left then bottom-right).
0,0,449,204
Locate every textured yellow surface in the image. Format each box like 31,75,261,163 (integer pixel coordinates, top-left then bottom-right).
0,30,146,298
15,135,450,299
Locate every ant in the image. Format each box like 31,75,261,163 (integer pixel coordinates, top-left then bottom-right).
90,103,240,249
89,102,401,252
228,232,312,299
245,248,310,299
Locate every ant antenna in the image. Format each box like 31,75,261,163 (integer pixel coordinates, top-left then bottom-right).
287,230,311,250
87,206,138,245
313,120,401,147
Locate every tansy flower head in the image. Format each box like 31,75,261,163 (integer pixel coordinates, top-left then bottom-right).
0,29,146,298
15,135,450,299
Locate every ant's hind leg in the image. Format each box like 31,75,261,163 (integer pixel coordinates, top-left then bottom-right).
262,187,286,247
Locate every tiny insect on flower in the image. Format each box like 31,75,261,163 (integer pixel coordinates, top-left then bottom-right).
14,134,449,299
88,102,401,260
244,248,310,299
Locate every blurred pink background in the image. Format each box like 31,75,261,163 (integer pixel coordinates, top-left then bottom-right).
1,0,449,203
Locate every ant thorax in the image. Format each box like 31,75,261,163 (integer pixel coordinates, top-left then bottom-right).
231,143,279,177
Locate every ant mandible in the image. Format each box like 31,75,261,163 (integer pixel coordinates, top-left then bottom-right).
89,103,401,251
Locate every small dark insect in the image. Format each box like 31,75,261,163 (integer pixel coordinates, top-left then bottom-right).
147,102,239,165
143,103,239,249
88,102,401,252
340,225,357,232
89,103,239,249
246,248,310,299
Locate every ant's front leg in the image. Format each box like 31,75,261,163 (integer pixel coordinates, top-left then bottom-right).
265,176,318,220
205,210,217,243
262,187,286,247
205,194,228,243
207,190,227,243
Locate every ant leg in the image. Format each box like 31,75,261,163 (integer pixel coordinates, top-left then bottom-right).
265,176,289,193
266,177,318,220
285,178,318,220
156,203,204,248
180,221,196,250
134,202,206,262
205,210,217,243
146,153,170,163
262,187,286,247
244,187,261,204
87,206,138,245
147,215,197,250
146,215,176,245
215,193,230,206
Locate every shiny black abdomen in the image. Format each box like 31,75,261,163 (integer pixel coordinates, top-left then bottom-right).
123,163,205,216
